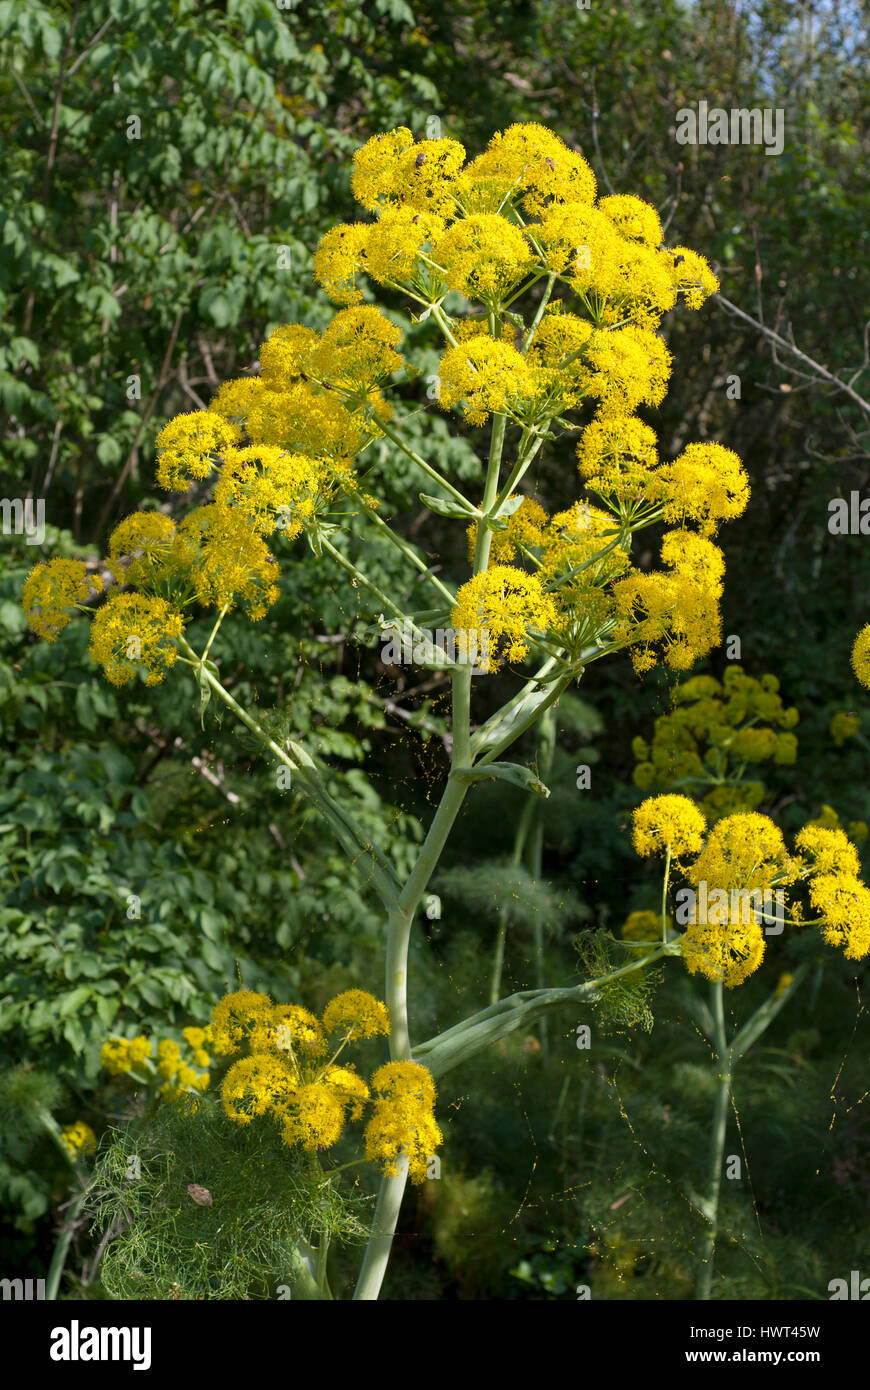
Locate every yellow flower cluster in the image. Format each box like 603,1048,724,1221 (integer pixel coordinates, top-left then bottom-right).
852,625,870,689
830,711,860,746
88,593,184,687
681,911,767,988
60,1121,97,1159
100,1030,210,1100
363,1061,443,1184
211,988,440,1182
632,667,799,819
451,565,557,672
22,123,739,698
649,442,749,536
155,412,242,491
611,530,725,673
439,337,545,426
634,804,870,986
632,794,707,858
22,559,102,641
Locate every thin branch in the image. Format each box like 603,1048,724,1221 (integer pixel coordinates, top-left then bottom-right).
714,294,870,421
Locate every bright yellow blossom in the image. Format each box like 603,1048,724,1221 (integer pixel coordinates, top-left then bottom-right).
22,559,102,641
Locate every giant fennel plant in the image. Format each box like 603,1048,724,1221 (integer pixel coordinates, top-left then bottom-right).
23,123,870,1300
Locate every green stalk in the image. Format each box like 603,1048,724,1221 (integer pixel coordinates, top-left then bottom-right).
45,1181,87,1301
520,273,557,353
661,847,672,943
694,964,807,1298
696,980,730,1301
472,411,508,574
416,944,677,1077
372,413,478,513
490,794,536,1004
526,705,557,1052
179,636,402,912
353,667,473,1301
355,498,456,607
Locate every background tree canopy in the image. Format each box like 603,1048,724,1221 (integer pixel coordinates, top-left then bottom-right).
1,0,868,1299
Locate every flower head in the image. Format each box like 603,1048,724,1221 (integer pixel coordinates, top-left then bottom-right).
155,411,241,491
106,512,177,587
89,593,183,687
208,990,274,1056
632,795,706,858
60,1121,97,1158
221,1053,298,1124
322,989,390,1041
451,566,556,672
22,559,101,641
852,625,870,690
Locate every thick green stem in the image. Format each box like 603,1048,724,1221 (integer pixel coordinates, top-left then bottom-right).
661,847,672,943
473,412,507,575
353,668,473,1300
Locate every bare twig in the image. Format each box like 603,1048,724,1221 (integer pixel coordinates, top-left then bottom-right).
714,294,870,421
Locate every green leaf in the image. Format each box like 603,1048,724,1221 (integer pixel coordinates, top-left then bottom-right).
57,985,93,1018
451,762,550,797
419,492,477,520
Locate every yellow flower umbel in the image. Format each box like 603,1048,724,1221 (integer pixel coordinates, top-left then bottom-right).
649,442,749,536
830,711,860,745
22,558,102,641
807,873,870,960
680,910,766,988
211,988,442,1174
852,625,870,689
88,593,184,687
100,1034,152,1075
100,1030,209,1099
173,506,279,620
461,123,595,217
155,411,241,491
632,794,706,858
576,415,660,500
214,445,332,539
364,1061,442,1184
221,1054,299,1125
688,812,795,897
439,337,541,426
434,214,536,306
106,513,177,587
321,989,390,1041
60,1121,97,1159
632,667,799,819
208,990,275,1056
451,566,557,672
